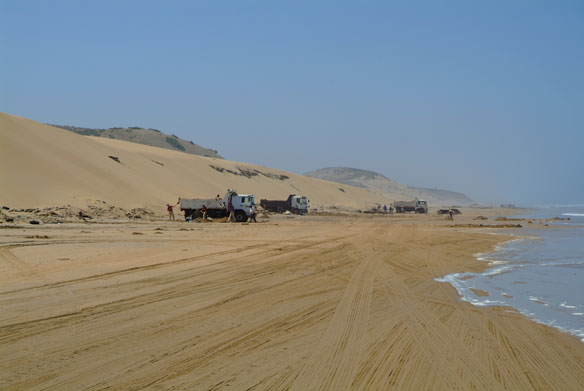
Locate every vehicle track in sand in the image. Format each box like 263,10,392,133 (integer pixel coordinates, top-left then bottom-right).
0,232,352,331
1,219,584,390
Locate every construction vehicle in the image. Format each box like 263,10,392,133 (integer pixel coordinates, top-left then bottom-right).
394,198,428,214
179,189,255,222
437,208,461,215
260,195,309,215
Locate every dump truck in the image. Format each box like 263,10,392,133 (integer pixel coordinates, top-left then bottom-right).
260,195,309,215
394,199,428,213
179,189,255,222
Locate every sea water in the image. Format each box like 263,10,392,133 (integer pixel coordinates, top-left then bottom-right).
436,206,584,342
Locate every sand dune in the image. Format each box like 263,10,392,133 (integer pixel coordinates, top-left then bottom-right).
0,113,390,211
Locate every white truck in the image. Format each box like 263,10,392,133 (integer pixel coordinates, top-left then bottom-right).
179,189,255,222
394,198,428,214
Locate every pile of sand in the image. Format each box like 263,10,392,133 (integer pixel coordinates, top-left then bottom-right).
0,200,157,224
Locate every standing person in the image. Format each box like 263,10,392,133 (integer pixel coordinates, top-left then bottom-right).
167,199,179,221
383,204,387,214
250,204,257,222
202,205,208,220
227,202,235,222
216,194,225,209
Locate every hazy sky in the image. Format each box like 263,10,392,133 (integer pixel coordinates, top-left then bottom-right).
1,1,583,205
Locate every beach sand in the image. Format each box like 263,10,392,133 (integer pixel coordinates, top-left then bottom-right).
2,213,583,390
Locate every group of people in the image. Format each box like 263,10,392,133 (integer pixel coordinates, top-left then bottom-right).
381,204,394,214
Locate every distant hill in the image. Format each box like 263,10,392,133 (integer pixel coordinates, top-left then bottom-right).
51,125,222,159
304,167,412,194
305,167,475,206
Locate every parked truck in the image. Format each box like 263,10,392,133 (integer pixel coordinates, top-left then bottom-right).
179,189,255,222
394,198,428,214
260,194,309,215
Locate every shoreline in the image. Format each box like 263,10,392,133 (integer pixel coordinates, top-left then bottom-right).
2,213,584,389
442,211,584,344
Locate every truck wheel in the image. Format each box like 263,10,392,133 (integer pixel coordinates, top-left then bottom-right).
235,210,248,222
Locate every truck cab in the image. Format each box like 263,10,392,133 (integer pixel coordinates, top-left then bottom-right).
225,190,255,222
416,199,428,213
290,195,309,214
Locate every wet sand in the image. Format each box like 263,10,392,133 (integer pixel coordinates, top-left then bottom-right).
1,214,584,390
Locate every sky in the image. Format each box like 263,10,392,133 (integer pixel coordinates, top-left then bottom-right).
1,1,583,205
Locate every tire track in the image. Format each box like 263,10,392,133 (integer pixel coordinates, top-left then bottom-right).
290,244,380,391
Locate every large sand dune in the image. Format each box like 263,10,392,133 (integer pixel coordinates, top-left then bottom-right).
0,113,389,211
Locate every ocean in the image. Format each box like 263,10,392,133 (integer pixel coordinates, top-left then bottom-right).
437,205,584,342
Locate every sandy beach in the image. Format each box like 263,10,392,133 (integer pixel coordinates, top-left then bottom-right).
2,212,583,390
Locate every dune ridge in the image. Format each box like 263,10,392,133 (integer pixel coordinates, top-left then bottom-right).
51,124,223,159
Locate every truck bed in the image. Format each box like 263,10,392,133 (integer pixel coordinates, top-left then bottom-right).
180,198,225,210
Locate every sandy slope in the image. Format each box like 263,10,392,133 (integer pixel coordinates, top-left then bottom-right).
1,214,583,390
0,113,389,211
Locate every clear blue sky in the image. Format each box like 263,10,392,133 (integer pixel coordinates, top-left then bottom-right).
1,1,583,205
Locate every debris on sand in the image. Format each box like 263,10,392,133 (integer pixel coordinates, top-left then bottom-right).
448,223,522,229
1,201,159,224
126,208,155,219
